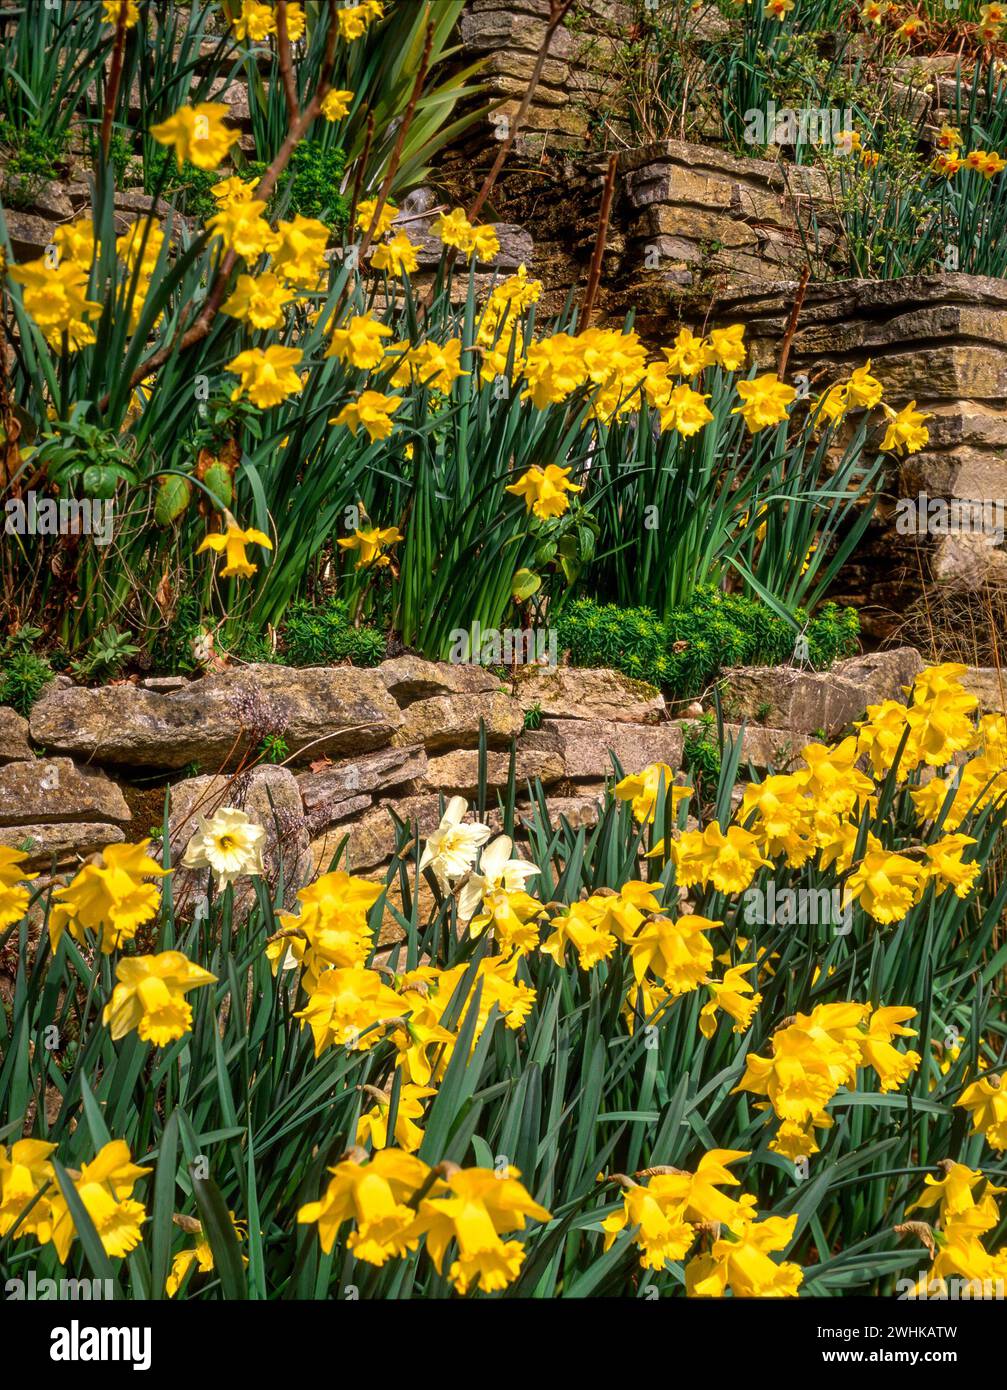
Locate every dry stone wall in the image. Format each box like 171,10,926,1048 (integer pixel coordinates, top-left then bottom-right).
708,274,1007,629
459,0,633,156
0,648,971,943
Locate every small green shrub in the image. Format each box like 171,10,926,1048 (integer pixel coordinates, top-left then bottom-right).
556,590,860,701
0,630,53,714
69,625,139,682
278,597,386,667
0,118,65,208
259,732,290,764
150,594,203,675
145,146,220,221
682,711,721,788
247,140,350,228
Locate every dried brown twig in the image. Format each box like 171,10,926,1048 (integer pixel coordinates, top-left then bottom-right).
777,266,810,380
99,0,131,164
581,153,618,329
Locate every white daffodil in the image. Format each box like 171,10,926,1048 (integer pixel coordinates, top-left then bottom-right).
457,835,539,922
180,806,265,887
418,796,491,890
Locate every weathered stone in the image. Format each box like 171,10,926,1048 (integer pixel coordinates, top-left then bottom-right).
64,181,91,211
169,764,311,916
931,534,1007,587
0,707,32,763
114,190,171,219
205,78,252,124
0,758,130,826
0,821,125,867
722,648,924,736
305,792,374,830
376,656,500,703
515,667,664,722
30,664,402,770
513,790,606,832
720,724,801,771
297,746,427,824
141,676,189,692
392,691,523,751
423,747,565,796
4,210,55,261
19,180,73,221
311,794,447,874
963,667,1007,712
641,204,759,249
527,717,684,777
620,142,837,287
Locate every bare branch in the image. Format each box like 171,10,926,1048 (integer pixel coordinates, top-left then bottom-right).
466,0,574,225
581,152,618,329
99,0,131,163
356,22,434,271
275,0,300,122
777,266,810,380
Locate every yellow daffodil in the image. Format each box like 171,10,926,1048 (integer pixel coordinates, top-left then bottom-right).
337,523,403,568
102,0,139,26
150,101,239,171
336,1,383,42
167,1212,248,1295
330,390,403,441
669,822,770,893
356,1084,436,1153
326,313,393,369
232,0,275,40
370,231,420,278
206,198,277,258
355,197,398,238
0,1139,57,1240
295,965,408,1056
0,847,37,929
226,344,304,407
102,951,216,1046
271,213,330,285
627,913,720,993
659,383,714,437
221,271,295,329
8,257,102,352
732,374,796,433
49,840,169,955
880,399,930,455
844,848,926,923
298,1147,425,1263
957,1075,1007,1150
321,88,354,121
48,1141,151,1263
196,518,273,578
505,463,581,519
699,962,762,1038
614,762,691,824
410,1164,550,1294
